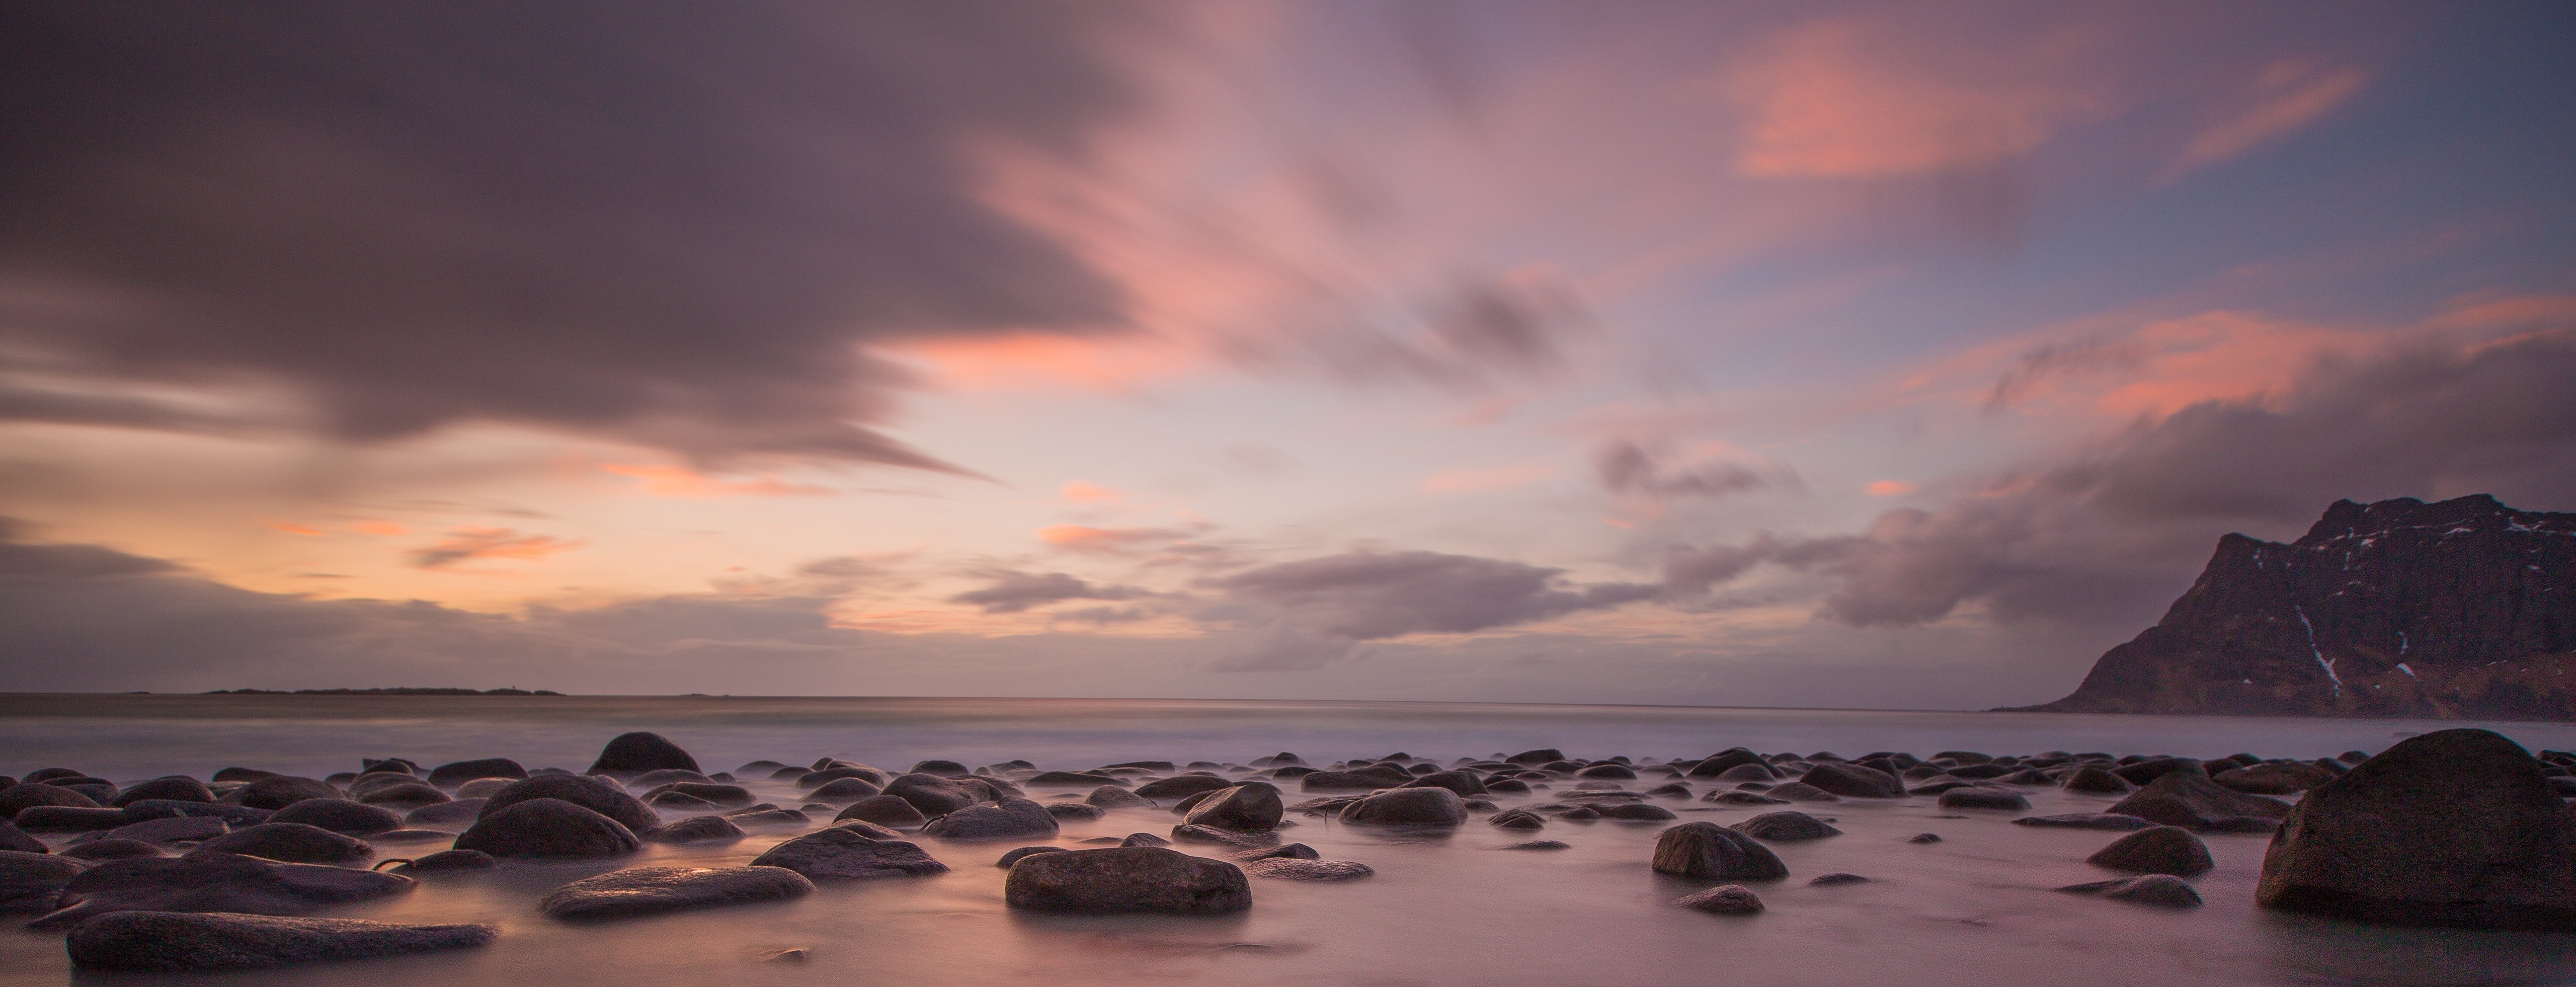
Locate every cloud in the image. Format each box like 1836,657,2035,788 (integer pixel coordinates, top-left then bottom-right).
2167,62,2368,179
1202,550,1658,670
1036,524,1194,554
1594,440,1797,500
407,527,584,569
601,464,835,498
0,3,1179,468
1420,463,1553,494
1259,272,1594,392
1865,480,1916,496
948,570,1149,615
1059,481,1123,503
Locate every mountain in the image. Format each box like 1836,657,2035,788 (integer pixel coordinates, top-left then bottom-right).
2011,495,2576,719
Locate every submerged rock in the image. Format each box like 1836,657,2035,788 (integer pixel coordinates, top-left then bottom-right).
1501,840,1570,851
237,777,342,811
65,911,495,971
1,784,102,815
1764,783,1841,802
113,777,216,806
2060,767,2136,794
997,846,1067,868
1675,884,1764,915
838,794,931,828
453,798,639,858
2012,813,2157,831
1799,763,1904,798
1183,783,1285,832
479,775,660,834
1938,788,2031,811
269,799,401,836
883,774,997,817
1043,802,1106,821
32,852,412,931
1134,775,1236,800
1002,847,1251,915
750,827,948,880
385,849,496,874
1231,843,1320,862
2109,772,2291,831
425,757,527,789
922,798,1060,841
587,732,700,776
1488,809,1546,830
1704,791,1789,806
1337,788,1467,827
0,852,85,912
188,823,372,865
1810,873,1870,886
12,807,126,832
2060,874,2203,908
538,865,813,921
62,839,164,861
1652,822,1788,881
1729,811,1840,842
1594,803,1678,821
646,815,747,844
1244,858,1373,881
0,821,45,855
2087,826,2214,877
1085,786,1149,809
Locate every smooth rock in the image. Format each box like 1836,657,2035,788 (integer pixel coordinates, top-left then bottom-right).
1299,769,1411,791
404,799,486,827
2061,874,2203,908
1134,775,1236,800
62,839,164,861
750,827,948,880
1,783,101,815
453,798,639,859
646,815,747,844
1243,858,1373,881
1675,884,1764,915
1810,873,1870,885
538,865,813,921
1501,840,1570,851
837,794,930,828
1652,822,1789,881
1002,847,1251,915
119,800,272,826
1488,809,1546,830
113,777,216,806
1337,788,1467,827
387,849,495,873
1799,763,1905,798
588,732,700,776
883,774,996,817
32,853,413,931
0,821,44,854
0,852,85,911
997,846,1067,868
808,778,882,803
1938,788,2032,811
12,806,127,832
1231,843,1319,862
1399,771,1487,797
355,782,449,808
479,775,660,833
922,798,1060,841
1705,791,1789,806
426,757,528,789
2087,825,2214,876
1044,802,1106,820
640,782,754,808
1594,803,1677,821
270,799,401,836
1907,832,1942,844
65,910,495,971
188,823,372,865
2013,813,2158,830
1765,782,1841,802
1171,823,1279,847
1730,811,1841,842
2060,767,2137,794
2214,761,2336,795
237,777,342,810
1183,783,1284,832
2108,772,2291,831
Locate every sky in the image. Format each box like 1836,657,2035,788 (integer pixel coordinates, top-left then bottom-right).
1,1,2571,707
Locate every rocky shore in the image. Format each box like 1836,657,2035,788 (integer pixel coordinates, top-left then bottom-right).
6,727,2572,971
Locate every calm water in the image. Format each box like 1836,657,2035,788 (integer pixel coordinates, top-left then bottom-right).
6,694,2576,986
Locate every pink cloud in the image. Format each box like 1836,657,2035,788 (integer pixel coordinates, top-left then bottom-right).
264,521,323,537
408,527,583,569
1724,16,2100,178
1037,524,1189,554
1866,480,1917,496
1420,464,1553,494
2165,61,2367,180
1060,480,1123,503
602,464,834,498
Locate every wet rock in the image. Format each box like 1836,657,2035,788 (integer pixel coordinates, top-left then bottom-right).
114,777,215,806
2113,757,2205,786
1502,839,1570,850
120,800,272,827
237,777,342,810
1003,847,1251,914
831,819,907,841
802,779,880,804
2060,767,2136,795
2013,813,2157,830
32,853,413,930
65,910,494,971
1907,780,1974,796
453,798,639,858
1044,802,1106,821
188,822,372,865
1800,763,1904,798
641,782,755,808
1575,763,1638,779
1907,832,1941,844
1730,811,1840,842
751,827,948,880
884,774,997,817
1171,824,1279,848
367,830,453,844
1232,843,1319,862
1675,884,1763,915
1399,770,1488,797
922,798,1060,841
910,760,973,778
2087,825,2214,876
269,799,401,836
1652,822,1789,881
2108,772,2291,831
1810,873,1869,885
403,799,486,827
385,849,497,873
2060,874,2203,908
1081,785,1149,809
998,846,1067,867
1938,788,2032,811
1711,763,1782,784
1646,783,1695,798
537,865,813,921
2258,727,2576,930
2214,761,2335,795
1488,809,1546,830
480,775,660,833
646,815,747,844
1,852,86,910
1765,782,1841,802
588,732,700,776
1506,749,1566,766
14,806,127,832
626,769,712,790
1028,771,1124,787
0,821,45,854
1244,858,1372,880
726,806,811,827
355,782,449,809
1134,775,1236,801
1685,749,1765,778
62,839,164,861
50,780,118,804
425,758,527,789
646,791,717,812
1120,831,1171,848
1300,768,1411,791
1183,783,1284,832
1705,791,1790,806
838,794,930,828
1338,788,1468,827
1595,803,1678,821
2,783,101,815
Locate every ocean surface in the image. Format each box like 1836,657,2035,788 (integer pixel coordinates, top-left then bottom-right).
6,694,2576,986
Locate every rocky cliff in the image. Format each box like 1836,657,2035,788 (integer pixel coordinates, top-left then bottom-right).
2014,495,2576,719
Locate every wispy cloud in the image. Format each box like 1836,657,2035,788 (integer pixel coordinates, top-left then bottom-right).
602,464,835,498
2166,62,2368,181
408,527,583,570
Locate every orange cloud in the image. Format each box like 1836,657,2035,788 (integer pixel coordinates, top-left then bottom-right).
264,522,323,537
1036,524,1187,554
888,332,1198,393
408,527,583,569
2167,62,2367,180
348,520,409,537
1726,17,2098,178
1866,480,1916,496
1420,464,1554,494
602,464,834,498
1060,481,1122,503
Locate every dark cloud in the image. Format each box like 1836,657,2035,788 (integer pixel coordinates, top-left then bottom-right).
1595,440,1797,500
1273,273,1592,391
948,570,1149,615
1203,550,1657,670
0,2,1172,467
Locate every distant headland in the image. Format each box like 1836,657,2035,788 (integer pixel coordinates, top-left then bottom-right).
201,688,565,696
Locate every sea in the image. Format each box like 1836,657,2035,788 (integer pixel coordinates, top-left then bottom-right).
6,693,2576,986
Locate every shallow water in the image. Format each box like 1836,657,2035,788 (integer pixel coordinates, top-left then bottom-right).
6,695,2576,986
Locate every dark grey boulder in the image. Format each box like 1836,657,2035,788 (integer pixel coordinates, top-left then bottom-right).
1810,873,1870,885
1705,791,1789,806
1765,782,1841,802
0,821,44,854
453,798,639,858
922,798,1060,841
588,732,699,776
1799,763,1904,798
1712,763,1781,783
50,780,117,804
1686,750,1764,778
0,852,84,911
1907,779,1974,796
1501,840,1570,851
1938,788,2031,811
210,768,281,783
2214,762,2336,795
1907,832,1942,843
884,774,995,816
62,839,165,861
641,782,754,808
114,777,215,806
1399,771,1487,797
2013,813,2157,830
1028,771,1125,787
1134,775,1235,800
387,849,496,873
1044,802,1106,820
1575,763,1638,779
808,778,882,803
1182,783,1284,832
726,806,811,827
2258,727,2576,930
1171,824,1279,848
237,777,342,810
270,799,401,836
425,757,526,789
647,815,747,844
1506,748,1566,766
31,853,412,931
1300,769,1410,791
627,768,713,790
2061,874,2203,908
2109,772,2292,831
65,910,495,971
480,774,659,833
367,829,453,844
910,760,972,778
1244,858,1372,880
2113,757,2205,786
1675,884,1763,915
404,799,486,827
1232,843,1319,862
1488,809,1546,830
1652,822,1789,881
797,765,891,789
1085,784,1150,808
1121,831,1171,847
2060,767,2136,794
1595,803,1678,821
997,846,1067,868
1,783,101,815
838,794,931,828
2087,825,2213,876
188,823,372,865
1645,783,1695,798
13,806,127,832
1729,811,1840,842
119,800,271,827
538,865,813,921
1003,847,1251,915
355,782,448,808
750,826,948,880
1338,788,1467,827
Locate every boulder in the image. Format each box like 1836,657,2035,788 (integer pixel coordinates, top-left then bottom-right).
750,827,948,880
2108,772,2292,831
2257,727,2576,930
1182,783,1284,832
1086,785,1149,808
425,757,527,789
838,795,930,828
831,819,907,841
797,766,891,789
997,846,1067,868
1651,822,1789,881
808,778,882,803
627,768,713,789
1398,771,1487,797
1501,840,1570,851
0,821,44,854
1799,763,1904,798
1938,788,2032,811
1488,809,1546,830
1232,843,1319,862
355,783,449,809
1243,858,1373,880
2011,813,2158,831
1705,791,1789,806
1044,802,1105,821
537,865,813,921
641,782,754,808
1575,763,1638,779
0,852,84,911
453,798,639,858
269,799,401,836
646,815,747,844
1594,803,1678,821
921,798,1060,841
65,910,494,971
587,732,700,776
479,775,659,833
2113,757,2205,786
883,774,996,817
2087,825,2214,876
2060,767,2136,794
1337,788,1467,827
63,839,164,861
188,823,372,865
726,806,810,828
237,777,342,810
1300,769,1411,791
1134,775,1236,800
404,799,486,827
385,850,496,874
1171,824,1279,848
1675,884,1763,915
114,777,215,806
119,800,271,826
31,853,412,931
2214,762,2336,795
2060,874,2203,908
1764,783,1840,802
1027,771,1125,787
1729,811,1840,842
1810,873,1870,885
909,760,972,778
1505,748,1565,766
13,806,126,832
2,783,101,815
1686,749,1765,778
1002,847,1251,915
1121,831,1171,847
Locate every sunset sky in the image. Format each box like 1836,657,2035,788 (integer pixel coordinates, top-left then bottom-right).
2,1,2571,706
